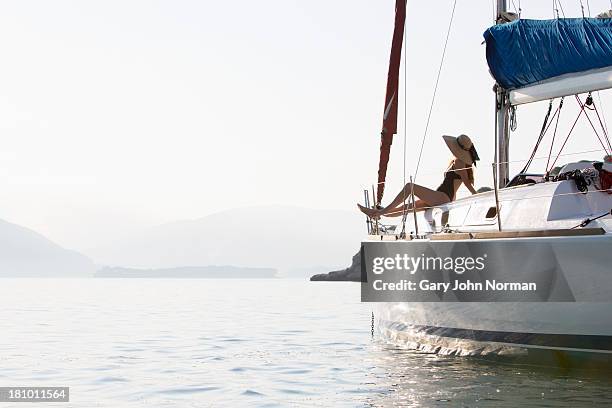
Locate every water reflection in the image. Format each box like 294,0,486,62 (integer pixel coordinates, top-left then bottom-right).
363,340,612,407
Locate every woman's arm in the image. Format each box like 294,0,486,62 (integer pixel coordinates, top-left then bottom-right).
455,161,478,194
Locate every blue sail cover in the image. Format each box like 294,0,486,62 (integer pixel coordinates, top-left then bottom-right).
484,18,612,90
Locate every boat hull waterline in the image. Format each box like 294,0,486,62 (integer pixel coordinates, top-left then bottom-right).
363,235,612,356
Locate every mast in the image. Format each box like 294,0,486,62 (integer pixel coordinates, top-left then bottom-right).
495,0,510,188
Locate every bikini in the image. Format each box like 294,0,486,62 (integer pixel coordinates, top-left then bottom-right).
436,165,461,201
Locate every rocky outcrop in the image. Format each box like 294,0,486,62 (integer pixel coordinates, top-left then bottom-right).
310,250,361,282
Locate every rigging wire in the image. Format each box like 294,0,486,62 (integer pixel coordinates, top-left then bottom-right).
557,0,566,17
545,98,565,172
511,0,519,14
510,0,522,17
520,99,554,174
548,96,587,171
400,0,456,236
412,0,457,182
544,92,612,173
400,0,408,237
596,92,609,136
491,0,496,23
586,0,591,16
576,95,612,154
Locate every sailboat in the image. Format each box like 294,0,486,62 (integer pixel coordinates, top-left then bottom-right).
362,0,612,362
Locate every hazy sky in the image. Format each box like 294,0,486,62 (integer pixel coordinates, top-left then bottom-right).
1,0,611,251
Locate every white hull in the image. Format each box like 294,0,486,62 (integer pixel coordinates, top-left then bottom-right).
369,176,612,359
376,235,612,356
379,302,612,355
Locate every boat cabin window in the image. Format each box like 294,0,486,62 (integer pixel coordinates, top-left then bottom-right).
485,206,497,219
441,211,449,226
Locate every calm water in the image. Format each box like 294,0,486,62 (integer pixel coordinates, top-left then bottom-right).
0,279,610,407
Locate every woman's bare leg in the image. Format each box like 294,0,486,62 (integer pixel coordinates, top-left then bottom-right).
358,183,449,218
357,204,381,218
380,183,449,214
383,200,428,217
358,198,434,218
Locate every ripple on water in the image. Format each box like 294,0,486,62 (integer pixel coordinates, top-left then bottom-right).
277,330,308,334
96,377,129,383
280,369,311,375
230,367,247,372
320,342,353,347
242,389,265,396
2,280,611,407
88,365,121,371
159,386,220,395
277,388,313,395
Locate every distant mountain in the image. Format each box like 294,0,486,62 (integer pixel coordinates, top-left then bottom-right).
95,265,277,279
87,205,365,274
0,219,95,277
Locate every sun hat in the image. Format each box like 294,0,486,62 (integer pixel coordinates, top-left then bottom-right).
442,134,480,165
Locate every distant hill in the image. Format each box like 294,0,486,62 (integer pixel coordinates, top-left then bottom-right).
0,218,95,277
95,265,277,279
87,205,365,275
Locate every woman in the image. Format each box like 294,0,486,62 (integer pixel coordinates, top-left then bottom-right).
359,134,479,219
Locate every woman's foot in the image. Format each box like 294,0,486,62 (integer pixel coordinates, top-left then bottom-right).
357,204,381,219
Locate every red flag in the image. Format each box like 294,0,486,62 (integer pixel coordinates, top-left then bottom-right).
377,0,406,205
